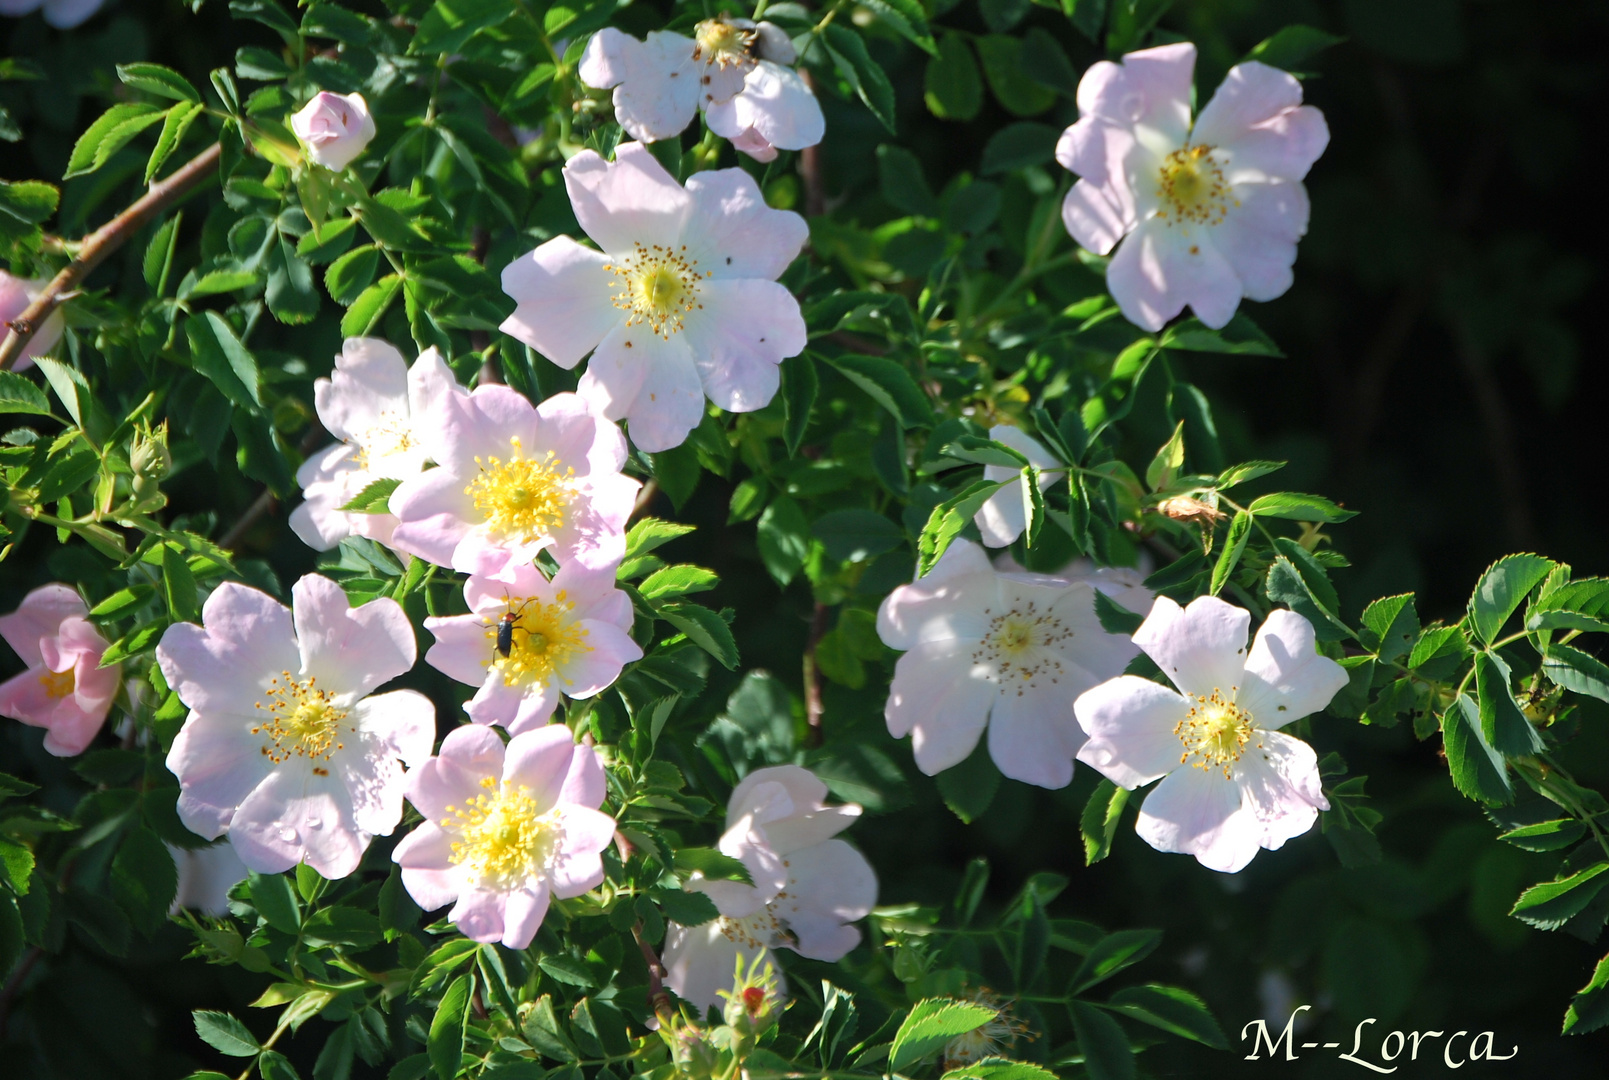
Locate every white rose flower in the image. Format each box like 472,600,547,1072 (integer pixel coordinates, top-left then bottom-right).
290,91,377,172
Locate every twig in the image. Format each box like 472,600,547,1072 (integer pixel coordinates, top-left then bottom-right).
1,143,222,372
798,73,825,218
802,601,829,748
631,478,660,520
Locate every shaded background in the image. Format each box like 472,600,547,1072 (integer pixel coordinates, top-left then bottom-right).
4,0,1609,1076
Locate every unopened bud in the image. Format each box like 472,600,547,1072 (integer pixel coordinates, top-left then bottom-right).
130,421,171,481
719,954,784,1041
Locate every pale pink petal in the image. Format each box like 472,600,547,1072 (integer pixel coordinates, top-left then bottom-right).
682,166,809,281
41,0,103,30
985,683,1085,789
550,807,616,896
580,325,704,453
498,238,620,368
580,30,702,143
1061,177,1133,256
974,424,1060,548
578,27,639,89
293,575,416,698
165,715,273,839
875,539,995,651
388,467,476,569
560,621,642,696
681,279,804,412
1116,42,1196,147
1134,763,1256,873
424,614,494,686
1236,610,1347,729
1133,594,1250,701
563,143,691,256
559,743,608,809
1209,181,1308,301
704,62,823,153
398,863,463,912
471,677,559,734
1106,217,1244,331
663,919,757,1012
170,843,248,916
885,639,996,773
157,585,297,716
228,768,364,878
449,885,510,944
1192,62,1328,182
728,764,822,822
502,724,581,810
775,839,875,960
1075,675,1190,789
315,338,409,441
406,724,505,822
351,688,436,768
499,881,552,948
0,584,86,666
533,391,630,476
290,444,364,550
1236,730,1328,852
406,346,465,419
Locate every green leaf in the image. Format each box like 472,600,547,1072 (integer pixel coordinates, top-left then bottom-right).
1020,27,1079,96
111,826,177,934
858,0,938,53
340,274,403,337
1443,694,1511,806
187,311,261,409
916,479,1008,576
118,62,201,102
780,352,817,456
1265,550,1348,643
163,543,199,622
1360,593,1419,661
1145,420,1186,491
144,213,182,294
1543,643,1609,702
1080,779,1129,866
1245,25,1345,71
0,838,33,895
638,564,718,601
889,999,997,1072
412,0,513,54
428,974,472,1080
339,476,401,513
1093,590,1145,637
1468,554,1555,647
1474,650,1544,757
648,887,719,928
812,508,904,562
1210,511,1251,595
657,603,737,670
942,1060,1058,1080
410,940,481,997
877,144,940,217
1511,862,1609,931
36,449,100,504
0,179,59,225
1215,459,1286,488
673,847,754,886
924,33,983,121
99,619,171,667
974,35,1056,116
89,585,155,620
623,517,696,561
1499,819,1588,853
267,235,319,324
193,1011,260,1057
1528,609,1609,634
301,906,383,948
935,738,1002,824
980,121,1060,176
1246,491,1358,523
757,495,811,587
0,371,53,417
65,103,165,179
1068,1001,1135,1080
1107,984,1229,1049
247,870,301,934
1014,889,1050,988
1159,314,1282,356
1070,929,1162,993
1563,953,1609,1035
823,25,896,132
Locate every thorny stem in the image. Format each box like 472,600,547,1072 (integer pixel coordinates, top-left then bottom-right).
0,142,223,371
803,601,829,748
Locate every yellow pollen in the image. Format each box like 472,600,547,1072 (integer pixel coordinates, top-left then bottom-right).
465,436,574,543
486,590,592,687
38,667,76,699
604,242,709,339
443,781,562,889
693,18,754,65
354,410,416,469
1155,145,1235,228
1174,688,1257,777
716,909,794,951
252,671,349,764
971,602,1075,696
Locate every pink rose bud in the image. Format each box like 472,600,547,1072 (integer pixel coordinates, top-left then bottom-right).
0,584,121,756
0,270,66,372
289,91,377,172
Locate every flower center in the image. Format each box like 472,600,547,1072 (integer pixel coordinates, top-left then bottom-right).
972,602,1075,694
487,591,592,687
38,667,75,699
444,778,562,889
1155,145,1233,227
605,242,708,338
944,991,1028,1070
694,18,754,66
355,410,416,471
1174,688,1258,777
253,671,349,764
465,436,575,543
716,907,794,950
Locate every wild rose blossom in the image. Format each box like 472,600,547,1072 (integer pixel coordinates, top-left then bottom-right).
0,0,102,29
1056,43,1328,331
876,539,1141,788
392,724,617,948
662,765,876,1012
168,842,249,917
973,424,1064,549
290,91,377,172
499,142,808,453
388,387,639,577
423,560,642,734
290,338,465,552
579,19,823,163
0,584,120,757
156,575,435,878
1074,595,1347,872
0,271,65,371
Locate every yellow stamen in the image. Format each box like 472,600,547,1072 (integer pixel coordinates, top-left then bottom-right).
603,242,710,339
1173,688,1258,778
693,18,754,65
443,779,562,889
38,667,76,699
1155,144,1235,228
252,671,350,764
486,591,592,687
465,436,575,543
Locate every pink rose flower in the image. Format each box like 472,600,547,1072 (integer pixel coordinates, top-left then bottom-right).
0,271,66,372
392,724,617,948
0,584,120,756
290,91,377,172
0,0,104,29
388,388,640,577
424,560,643,735
1056,42,1328,331
156,575,436,878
